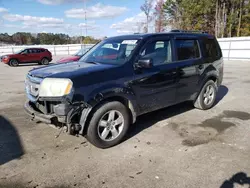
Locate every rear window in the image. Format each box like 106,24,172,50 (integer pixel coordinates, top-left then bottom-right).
175,39,200,61
203,39,221,58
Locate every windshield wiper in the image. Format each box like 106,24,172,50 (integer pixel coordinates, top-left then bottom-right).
84,61,99,65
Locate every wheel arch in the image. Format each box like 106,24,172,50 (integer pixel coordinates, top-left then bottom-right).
194,70,219,101
8,58,19,66
79,92,138,135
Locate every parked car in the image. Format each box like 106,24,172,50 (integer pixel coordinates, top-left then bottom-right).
24,30,223,148
1,48,52,66
57,48,89,63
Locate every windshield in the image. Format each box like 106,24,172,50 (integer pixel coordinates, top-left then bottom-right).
74,48,88,56
79,38,140,65
15,49,25,54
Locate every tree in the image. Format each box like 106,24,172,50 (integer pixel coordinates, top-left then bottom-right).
154,0,165,32
140,0,153,33
162,0,249,37
0,32,101,45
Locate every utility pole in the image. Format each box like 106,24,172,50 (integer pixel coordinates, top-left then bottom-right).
83,0,87,49
80,0,87,47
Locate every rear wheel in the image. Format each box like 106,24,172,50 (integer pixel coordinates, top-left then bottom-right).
40,58,49,65
194,80,217,110
9,59,19,67
86,101,130,148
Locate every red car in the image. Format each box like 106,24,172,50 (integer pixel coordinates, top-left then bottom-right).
1,48,52,66
57,48,88,63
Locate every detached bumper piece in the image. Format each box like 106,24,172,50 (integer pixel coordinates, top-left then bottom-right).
24,100,89,135
24,101,70,124
24,101,56,124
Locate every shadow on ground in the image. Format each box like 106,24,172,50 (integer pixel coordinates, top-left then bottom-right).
220,172,250,188
215,85,229,105
0,182,71,188
0,115,24,165
15,63,39,67
126,85,229,140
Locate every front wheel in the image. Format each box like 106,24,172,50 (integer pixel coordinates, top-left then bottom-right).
86,101,130,148
194,80,217,110
9,59,19,67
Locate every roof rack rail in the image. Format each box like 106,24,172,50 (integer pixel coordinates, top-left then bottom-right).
170,29,208,34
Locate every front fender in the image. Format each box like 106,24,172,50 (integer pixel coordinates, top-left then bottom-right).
78,85,138,135
87,84,138,115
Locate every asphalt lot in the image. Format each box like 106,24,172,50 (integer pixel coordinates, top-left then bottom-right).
0,58,250,188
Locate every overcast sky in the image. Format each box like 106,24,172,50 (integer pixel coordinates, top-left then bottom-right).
0,0,158,38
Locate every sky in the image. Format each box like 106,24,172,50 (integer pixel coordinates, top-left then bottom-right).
0,0,158,38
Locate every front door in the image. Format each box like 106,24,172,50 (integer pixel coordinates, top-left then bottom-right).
173,37,203,102
131,37,179,114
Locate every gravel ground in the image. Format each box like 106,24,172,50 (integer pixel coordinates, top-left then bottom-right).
0,58,250,188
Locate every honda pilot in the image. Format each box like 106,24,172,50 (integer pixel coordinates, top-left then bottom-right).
24,31,223,148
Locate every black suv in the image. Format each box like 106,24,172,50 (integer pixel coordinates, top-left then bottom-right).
24,31,223,148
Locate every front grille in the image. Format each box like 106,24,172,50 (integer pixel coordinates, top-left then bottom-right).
25,74,43,102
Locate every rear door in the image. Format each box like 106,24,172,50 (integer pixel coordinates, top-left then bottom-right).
173,37,203,102
33,49,43,61
131,37,179,114
29,49,40,62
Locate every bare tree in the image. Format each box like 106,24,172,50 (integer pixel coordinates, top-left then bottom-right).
154,0,165,32
140,0,153,33
136,21,146,33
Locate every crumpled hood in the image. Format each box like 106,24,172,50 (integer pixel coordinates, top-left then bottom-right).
29,61,114,78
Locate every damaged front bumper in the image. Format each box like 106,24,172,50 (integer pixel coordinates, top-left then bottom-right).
24,100,91,135
24,101,68,124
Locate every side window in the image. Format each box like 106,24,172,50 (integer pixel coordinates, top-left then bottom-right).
203,39,220,58
37,49,41,53
175,39,200,61
125,44,137,57
140,40,172,66
22,49,29,54
29,49,37,53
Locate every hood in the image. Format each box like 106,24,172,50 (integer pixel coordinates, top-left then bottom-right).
57,56,80,63
29,61,115,78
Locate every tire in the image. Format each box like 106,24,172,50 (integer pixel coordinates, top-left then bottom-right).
194,80,217,110
9,59,19,67
86,101,130,148
40,58,49,65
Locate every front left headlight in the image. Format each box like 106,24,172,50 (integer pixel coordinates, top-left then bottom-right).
2,55,8,59
39,78,73,97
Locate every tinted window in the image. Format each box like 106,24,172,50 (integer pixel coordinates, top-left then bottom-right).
40,49,45,52
175,40,200,61
29,49,37,53
203,39,220,58
140,40,172,65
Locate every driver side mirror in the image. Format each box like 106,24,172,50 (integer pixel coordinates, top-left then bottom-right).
135,58,153,69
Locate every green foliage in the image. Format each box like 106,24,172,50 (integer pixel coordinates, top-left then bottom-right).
82,36,101,44
162,0,250,37
0,32,100,45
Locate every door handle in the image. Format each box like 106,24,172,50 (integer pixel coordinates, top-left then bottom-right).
172,71,177,75
198,64,204,70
